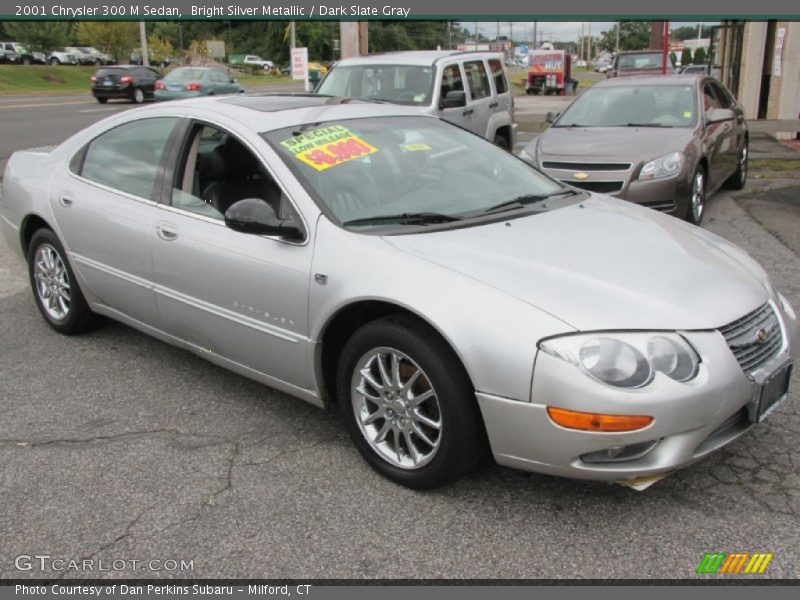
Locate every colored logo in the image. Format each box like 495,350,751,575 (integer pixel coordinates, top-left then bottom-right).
696,552,773,574
573,172,589,180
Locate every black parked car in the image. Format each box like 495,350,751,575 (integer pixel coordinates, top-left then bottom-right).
90,65,161,104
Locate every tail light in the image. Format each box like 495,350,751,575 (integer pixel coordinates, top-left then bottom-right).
155,81,164,90
184,83,202,91
90,76,97,83
120,75,133,84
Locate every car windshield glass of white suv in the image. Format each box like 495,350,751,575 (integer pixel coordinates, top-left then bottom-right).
555,84,698,128
317,66,435,106
264,116,573,231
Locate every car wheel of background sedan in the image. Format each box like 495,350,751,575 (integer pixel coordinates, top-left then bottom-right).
337,315,486,489
27,229,99,335
49,58,60,65
724,143,748,190
686,166,706,225
96,97,108,104
132,87,145,103
22,57,31,66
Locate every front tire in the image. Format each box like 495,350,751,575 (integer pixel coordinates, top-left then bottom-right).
49,57,60,65
493,133,510,151
27,229,99,335
96,97,108,104
337,315,485,489
686,165,706,225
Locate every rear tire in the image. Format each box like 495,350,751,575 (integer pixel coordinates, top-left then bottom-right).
49,58,60,65
724,143,748,190
96,97,108,104
493,133,510,151
337,315,486,489
27,229,100,335
132,87,144,103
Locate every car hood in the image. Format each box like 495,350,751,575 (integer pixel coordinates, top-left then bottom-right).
383,196,769,331
538,126,692,159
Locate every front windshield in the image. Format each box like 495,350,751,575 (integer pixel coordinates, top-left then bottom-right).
263,116,566,230
165,68,208,82
317,65,434,106
555,84,697,128
618,52,666,70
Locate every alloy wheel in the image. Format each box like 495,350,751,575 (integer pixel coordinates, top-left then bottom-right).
691,171,705,223
133,88,144,103
739,146,748,186
33,244,71,321
351,347,442,470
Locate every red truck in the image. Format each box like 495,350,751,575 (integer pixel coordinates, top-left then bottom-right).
525,49,573,95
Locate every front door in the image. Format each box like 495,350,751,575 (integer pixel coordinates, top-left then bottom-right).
150,122,313,389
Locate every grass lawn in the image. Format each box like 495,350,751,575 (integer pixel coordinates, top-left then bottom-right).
0,65,298,95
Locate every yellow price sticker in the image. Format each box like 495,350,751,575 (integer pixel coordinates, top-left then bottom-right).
281,126,377,171
683,111,693,118
402,143,431,152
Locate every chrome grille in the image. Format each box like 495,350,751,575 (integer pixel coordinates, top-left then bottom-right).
719,303,783,373
542,161,632,171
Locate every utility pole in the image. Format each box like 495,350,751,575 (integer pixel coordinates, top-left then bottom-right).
447,21,452,49
615,21,620,53
290,21,295,50
588,22,592,61
474,22,478,50
139,21,148,66
533,21,538,50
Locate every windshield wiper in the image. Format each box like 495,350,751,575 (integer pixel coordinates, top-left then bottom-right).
482,189,579,214
623,123,673,128
342,212,462,227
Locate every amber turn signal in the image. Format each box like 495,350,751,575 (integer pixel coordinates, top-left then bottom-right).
546,407,653,432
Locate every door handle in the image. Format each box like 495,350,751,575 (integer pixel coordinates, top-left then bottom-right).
155,221,179,241
58,193,74,207
489,101,498,108
462,108,474,116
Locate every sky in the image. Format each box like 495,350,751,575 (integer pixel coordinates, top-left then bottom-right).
462,21,714,43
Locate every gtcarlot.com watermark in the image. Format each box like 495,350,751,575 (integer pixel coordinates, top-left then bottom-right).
15,554,194,573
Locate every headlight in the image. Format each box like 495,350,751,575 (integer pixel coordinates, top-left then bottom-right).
639,152,685,181
519,147,535,164
539,332,700,388
779,293,796,321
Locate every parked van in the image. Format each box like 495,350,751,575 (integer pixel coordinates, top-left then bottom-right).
316,51,516,149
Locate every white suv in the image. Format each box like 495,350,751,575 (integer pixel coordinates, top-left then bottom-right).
316,51,516,149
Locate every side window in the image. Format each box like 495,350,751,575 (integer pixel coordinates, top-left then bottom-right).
171,123,297,224
463,60,491,99
487,59,508,94
703,84,721,114
710,81,734,108
439,64,464,100
79,117,177,200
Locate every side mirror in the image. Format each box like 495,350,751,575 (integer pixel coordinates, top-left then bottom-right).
439,90,466,109
706,107,735,124
224,199,304,241
546,111,560,123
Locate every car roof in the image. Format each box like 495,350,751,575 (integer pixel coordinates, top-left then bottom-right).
616,49,667,55
334,50,502,67
119,94,433,132
595,74,704,88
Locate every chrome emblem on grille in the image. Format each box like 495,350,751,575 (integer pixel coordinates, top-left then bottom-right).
756,328,769,344
574,172,589,180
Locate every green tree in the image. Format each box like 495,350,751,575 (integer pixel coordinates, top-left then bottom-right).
5,21,69,55
598,21,651,53
680,47,693,66
693,47,707,65
75,22,137,64
671,25,714,41
147,35,174,66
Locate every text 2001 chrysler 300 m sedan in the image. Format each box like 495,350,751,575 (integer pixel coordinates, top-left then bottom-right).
1,95,797,490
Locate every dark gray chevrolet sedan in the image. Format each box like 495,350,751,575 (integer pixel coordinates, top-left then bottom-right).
520,75,748,225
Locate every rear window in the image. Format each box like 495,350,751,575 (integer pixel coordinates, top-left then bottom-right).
488,59,508,94
617,53,664,70
463,60,491,99
165,68,208,82
94,68,130,78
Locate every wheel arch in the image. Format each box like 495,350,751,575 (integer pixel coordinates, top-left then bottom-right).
20,213,54,257
315,299,475,409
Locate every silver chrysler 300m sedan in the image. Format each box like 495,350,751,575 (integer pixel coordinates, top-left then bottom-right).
1,95,797,490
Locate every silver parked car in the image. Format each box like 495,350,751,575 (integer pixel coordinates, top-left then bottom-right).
316,51,517,150
2,96,797,490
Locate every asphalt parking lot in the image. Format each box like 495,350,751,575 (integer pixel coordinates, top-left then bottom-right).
1,92,799,580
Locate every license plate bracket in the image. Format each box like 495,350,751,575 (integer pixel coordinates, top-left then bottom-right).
754,362,792,422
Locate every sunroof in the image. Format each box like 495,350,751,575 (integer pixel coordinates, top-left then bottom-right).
218,94,369,112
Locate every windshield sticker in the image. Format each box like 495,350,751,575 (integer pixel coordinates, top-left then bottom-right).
281,125,377,171
402,143,431,152
683,111,693,119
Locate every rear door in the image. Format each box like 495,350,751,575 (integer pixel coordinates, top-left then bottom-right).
487,57,511,116
461,59,495,139
708,79,744,180
136,67,159,94
436,62,471,130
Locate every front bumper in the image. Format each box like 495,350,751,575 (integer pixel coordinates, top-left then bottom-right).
477,302,798,483
538,160,692,217
154,90,203,101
